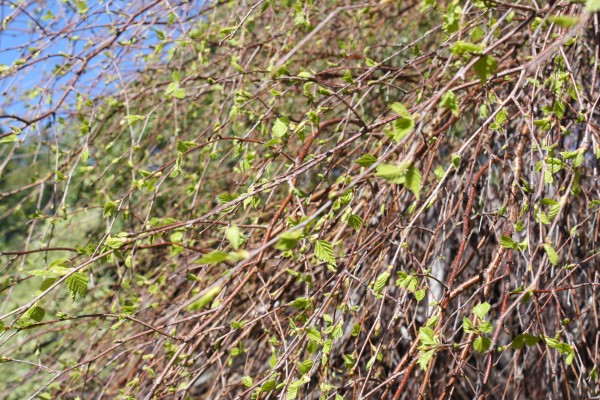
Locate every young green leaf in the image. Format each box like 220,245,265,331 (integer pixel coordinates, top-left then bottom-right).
176,140,197,153
272,118,288,138
417,349,435,370
396,271,418,292
306,327,322,343
27,305,46,322
66,272,88,300
103,200,119,218
450,41,484,55
443,0,462,33
473,55,498,83
548,15,579,28
510,333,540,349
290,297,312,310
226,224,242,250
414,289,426,301
260,379,277,392
451,154,461,168
473,336,491,353
330,320,344,340
354,154,377,168
478,321,493,333
165,82,185,99
187,286,221,311
342,69,354,83
389,102,414,141
0,134,18,144
418,327,437,347
587,0,600,12
440,91,459,116
40,277,57,292
373,271,390,295
500,235,517,250
120,115,146,126
405,165,423,199
543,242,559,266
105,236,128,250
375,162,411,184
425,314,439,329
314,240,336,266
241,376,253,387
545,337,575,364
275,230,303,251
297,359,312,375
347,214,363,231
342,353,356,369
366,354,377,371
196,250,229,264
463,316,475,333
473,302,491,319
231,61,245,73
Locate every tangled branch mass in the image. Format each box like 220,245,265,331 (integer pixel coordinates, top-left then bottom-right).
0,1,599,399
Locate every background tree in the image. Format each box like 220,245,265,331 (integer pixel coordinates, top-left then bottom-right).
0,0,599,399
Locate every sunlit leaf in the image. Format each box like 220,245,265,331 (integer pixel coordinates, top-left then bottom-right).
314,240,336,266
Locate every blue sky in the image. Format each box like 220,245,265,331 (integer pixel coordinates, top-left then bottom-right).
0,1,170,126
1,1,84,117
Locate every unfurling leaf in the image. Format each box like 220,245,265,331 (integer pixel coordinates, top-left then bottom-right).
241,376,253,387
543,242,559,266
373,271,390,295
272,118,288,138
226,224,242,250
314,240,336,266
66,272,88,300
